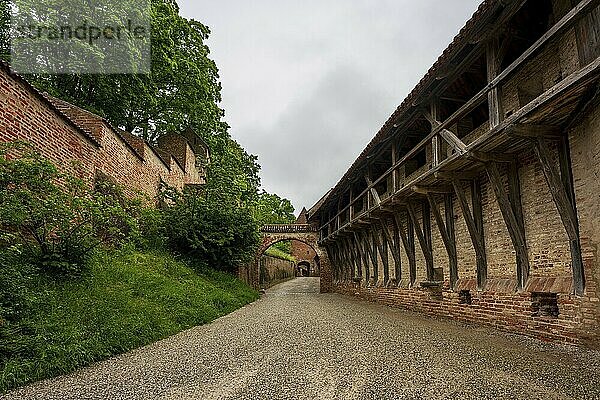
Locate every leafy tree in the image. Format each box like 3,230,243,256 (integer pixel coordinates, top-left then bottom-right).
254,191,295,226
162,185,260,273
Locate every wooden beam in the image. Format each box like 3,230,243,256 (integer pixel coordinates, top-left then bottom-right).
467,151,513,163
363,229,379,284
372,225,390,285
508,161,528,288
365,174,382,206
439,129,468,154
487,37,502,128
407,201,435,281
532,137,585,295
357,231,371,284
350,233,363,280
452,179,487,289
427,193,458,288
485,162,530,290
380,219,401,282
508,124,563,139
393,212,417,286
412,185,453,195
423,110,468,155
435,170,482,181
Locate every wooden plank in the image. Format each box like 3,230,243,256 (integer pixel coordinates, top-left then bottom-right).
485,162,530,290
407,201,435,281
533,137,585,295
508,124,563,138
427,193,458,287
412,185,453,194
467,150,513,163
452,179,487,289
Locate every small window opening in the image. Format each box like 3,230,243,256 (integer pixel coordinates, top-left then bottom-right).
531,292,559,318
459,290,472,305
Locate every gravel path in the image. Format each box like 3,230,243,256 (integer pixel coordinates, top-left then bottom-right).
3,277,600,400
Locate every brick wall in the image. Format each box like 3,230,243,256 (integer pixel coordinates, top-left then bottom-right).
259,255,296,289
0,64,207,200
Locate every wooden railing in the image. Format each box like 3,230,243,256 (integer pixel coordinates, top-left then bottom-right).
261,224,316,234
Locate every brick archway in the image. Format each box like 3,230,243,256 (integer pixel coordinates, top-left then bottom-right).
251,224,332,293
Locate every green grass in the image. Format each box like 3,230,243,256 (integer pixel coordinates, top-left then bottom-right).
0,250,259,393
264,247,296,262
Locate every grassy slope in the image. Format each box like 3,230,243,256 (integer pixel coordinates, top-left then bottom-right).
264,247,296,262
0,250,259,392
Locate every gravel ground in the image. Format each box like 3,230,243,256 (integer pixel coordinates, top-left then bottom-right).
3,277,600,400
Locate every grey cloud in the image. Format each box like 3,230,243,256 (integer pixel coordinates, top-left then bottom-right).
180,0,483,213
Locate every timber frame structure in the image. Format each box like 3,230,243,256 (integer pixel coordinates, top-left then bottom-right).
309,0,600,346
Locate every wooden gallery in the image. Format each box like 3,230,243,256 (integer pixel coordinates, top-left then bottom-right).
309,0,600,346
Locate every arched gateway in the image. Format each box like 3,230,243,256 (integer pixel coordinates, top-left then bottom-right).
243,224,332,293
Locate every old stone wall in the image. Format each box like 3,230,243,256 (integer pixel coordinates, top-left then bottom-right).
0,65,206,200
259,255,296,289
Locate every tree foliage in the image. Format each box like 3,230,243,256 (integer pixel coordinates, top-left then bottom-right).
254,191,295,226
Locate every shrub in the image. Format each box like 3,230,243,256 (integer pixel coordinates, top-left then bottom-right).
0,142,153,276
162,186,260,273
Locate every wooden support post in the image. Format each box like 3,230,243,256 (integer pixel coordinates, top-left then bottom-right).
380,218,402,284
533,136,585,295
487,36,502,128
485,162,530,290
362,230,378,284
393,212,416,286
373,225,390,285
452,179,487,289
427,193,458,287
344,237,356,281
407,201,435,281
365,174,381,206
351,233,363,280
391,139,398,193
509,161,528,287
356,231,370,284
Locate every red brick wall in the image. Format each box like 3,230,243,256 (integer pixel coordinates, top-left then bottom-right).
0,66,205,200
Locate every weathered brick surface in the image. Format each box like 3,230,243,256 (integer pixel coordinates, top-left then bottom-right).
0,66,206,201
259,255,296,288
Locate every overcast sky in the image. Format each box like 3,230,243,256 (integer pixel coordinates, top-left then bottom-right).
178,0,482,214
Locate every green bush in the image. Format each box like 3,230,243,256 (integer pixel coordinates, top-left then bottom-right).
162,186,260,273
0,142,156,276
0,143,97,275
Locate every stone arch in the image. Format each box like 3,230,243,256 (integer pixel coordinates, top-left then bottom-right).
296,260,311,277
249,225,332,293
